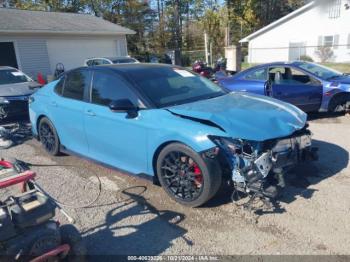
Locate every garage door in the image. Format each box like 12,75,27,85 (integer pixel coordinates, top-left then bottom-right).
47,38,119,73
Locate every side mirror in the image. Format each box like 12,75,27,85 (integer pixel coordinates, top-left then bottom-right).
109,99,138,118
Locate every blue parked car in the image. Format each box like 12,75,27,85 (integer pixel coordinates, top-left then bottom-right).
29,64,317,207
218,61,350,113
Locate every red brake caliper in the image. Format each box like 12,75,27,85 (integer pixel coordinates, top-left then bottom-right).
192,163,203,188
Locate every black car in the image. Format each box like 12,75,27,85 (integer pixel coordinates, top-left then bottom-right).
0,66,40,120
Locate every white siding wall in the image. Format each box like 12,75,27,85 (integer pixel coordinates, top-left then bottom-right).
247,0,350,63
0,34,128,78
46,35,127,73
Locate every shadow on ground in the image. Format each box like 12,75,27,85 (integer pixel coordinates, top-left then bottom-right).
79,186,188,260
257,139,348,215
307,112,346,122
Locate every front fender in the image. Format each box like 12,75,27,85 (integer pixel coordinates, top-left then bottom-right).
143,110,228,175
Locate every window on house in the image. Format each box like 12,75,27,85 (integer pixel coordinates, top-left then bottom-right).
328,0,341,18
323,36,334,47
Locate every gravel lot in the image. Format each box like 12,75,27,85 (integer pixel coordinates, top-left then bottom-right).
1,114,349,257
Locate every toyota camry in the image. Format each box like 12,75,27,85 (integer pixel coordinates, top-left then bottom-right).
29,64,317,207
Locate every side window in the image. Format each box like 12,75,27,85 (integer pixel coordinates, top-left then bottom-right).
244,68,267,81
269,67,286,83
86,60,94,66
269,67,320,86
54,76,65,95
101,59,111,65
290,68,320,85
91,71,138,106
63,69,90,101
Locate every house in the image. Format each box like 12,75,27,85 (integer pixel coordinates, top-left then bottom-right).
240,0,350,63
0,8,135,78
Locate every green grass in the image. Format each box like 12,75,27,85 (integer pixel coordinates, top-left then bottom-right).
322,63,350,73
241,62,350,73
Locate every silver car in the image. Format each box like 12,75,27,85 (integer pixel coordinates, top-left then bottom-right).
84,56,139,66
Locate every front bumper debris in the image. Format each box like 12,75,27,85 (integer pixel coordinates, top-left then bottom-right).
211,127,318,200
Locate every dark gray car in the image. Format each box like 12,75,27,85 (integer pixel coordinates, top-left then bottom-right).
0,66,40,120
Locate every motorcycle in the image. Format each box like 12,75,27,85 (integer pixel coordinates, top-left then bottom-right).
192,60,214,79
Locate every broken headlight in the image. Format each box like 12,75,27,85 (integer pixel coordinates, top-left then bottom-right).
208,136,255,157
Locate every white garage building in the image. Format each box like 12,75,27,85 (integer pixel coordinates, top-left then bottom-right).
0,8,135,78
240,0,350,63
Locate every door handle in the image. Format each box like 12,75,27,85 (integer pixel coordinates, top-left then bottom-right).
85,110,96,116
51,101,57,107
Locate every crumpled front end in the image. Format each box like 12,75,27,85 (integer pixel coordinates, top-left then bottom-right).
206,125,318,199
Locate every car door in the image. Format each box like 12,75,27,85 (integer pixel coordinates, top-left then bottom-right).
239,67,268,95
49,68,91,153
269,66,322,112
83,70,148,174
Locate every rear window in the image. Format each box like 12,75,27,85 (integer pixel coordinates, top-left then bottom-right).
0,69,31,85
113,58,137,64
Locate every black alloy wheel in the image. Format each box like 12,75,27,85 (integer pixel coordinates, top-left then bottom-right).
156,143,221,207
38,117,60,156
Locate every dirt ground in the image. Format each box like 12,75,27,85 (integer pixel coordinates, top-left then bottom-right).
1,114,349,257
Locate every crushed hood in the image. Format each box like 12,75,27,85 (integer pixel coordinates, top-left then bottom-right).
167,92,307,141
0,82,37,97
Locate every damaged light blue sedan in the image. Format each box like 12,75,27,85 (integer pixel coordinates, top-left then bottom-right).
29,64,318,207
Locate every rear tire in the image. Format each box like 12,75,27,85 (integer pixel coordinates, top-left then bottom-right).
38,117,60,156
156,143,222,207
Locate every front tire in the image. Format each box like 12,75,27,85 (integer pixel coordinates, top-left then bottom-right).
38,117,60,156
156,143,222,207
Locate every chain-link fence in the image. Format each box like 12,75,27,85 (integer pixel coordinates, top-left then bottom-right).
246,44,350,64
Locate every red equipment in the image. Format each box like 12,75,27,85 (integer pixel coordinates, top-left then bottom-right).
0,159,76,261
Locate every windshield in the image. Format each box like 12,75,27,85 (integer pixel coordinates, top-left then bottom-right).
298,62,342,80
0,69,31,85
113,58,138,64
125,66,227,107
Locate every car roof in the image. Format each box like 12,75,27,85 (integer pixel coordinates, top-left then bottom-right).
87,56,136,61
244,61,310,71
91,63,174,71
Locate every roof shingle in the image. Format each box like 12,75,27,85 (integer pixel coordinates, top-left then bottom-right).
0,8,135,35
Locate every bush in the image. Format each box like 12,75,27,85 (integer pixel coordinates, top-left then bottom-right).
315,47,334,63
300,55,314,62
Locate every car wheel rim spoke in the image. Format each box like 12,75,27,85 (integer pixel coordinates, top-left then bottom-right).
40,123,55,152
161,151,204,201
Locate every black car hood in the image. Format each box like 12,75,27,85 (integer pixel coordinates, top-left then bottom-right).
0,82,37,97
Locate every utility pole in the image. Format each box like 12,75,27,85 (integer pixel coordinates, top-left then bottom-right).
204,32,209,64
173,0,182,65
